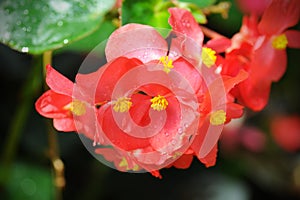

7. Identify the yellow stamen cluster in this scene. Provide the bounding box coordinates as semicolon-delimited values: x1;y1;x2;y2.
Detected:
119;157;139;171
159;56;174;73
210;110;226;125
272;34;288;50
113;97;132;112
65;100;86;116
202;47;216;68
150;95;168;111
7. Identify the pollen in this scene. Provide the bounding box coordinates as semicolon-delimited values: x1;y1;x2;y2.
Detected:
65;100;86;116
159;56;174;73
210;110;226;125
119;157;139;171
113;97;132;112
272;34;288;50
150;95;168;111
202;47;216;68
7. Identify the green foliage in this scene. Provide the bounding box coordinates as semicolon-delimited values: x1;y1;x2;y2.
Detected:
0;0;116;54
55;20;117;53
180;0;217;8
5;162;54;200
122;0;172;28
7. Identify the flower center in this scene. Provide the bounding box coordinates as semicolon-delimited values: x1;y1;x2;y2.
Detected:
113;97;132;112
65;100;86;116
272;34;288;50
119;157;139;171
210;110;226;125
159;56;174;73
150;95;168;111
202;47;216;68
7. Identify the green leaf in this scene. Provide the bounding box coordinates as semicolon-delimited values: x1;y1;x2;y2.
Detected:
179;0;216;8
55;20;117;53
0;0;116;54
5;162;54;200
122;0;171;28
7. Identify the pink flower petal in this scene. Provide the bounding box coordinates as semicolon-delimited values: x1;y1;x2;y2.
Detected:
206;38;232;53
237;0;271;15
286;30;300;48
258;0;300;35
53;118;76;132
105;23;168;63
168;8;204;45
45;65;73;96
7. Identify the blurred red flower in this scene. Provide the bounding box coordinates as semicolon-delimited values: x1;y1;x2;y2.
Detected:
271;115;300;152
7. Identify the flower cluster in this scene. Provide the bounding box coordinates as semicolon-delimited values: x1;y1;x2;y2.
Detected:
35;1;299;178
215;0;300;111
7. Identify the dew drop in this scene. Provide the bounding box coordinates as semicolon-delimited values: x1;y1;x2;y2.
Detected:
165;132;169;137
20;178;36;196
16;21;21;26
23;9;29;15
178;127;183;135
57;21;63;27
93;140;96;146
184;123;189;128
171;139;176;145
21;47;29;53
215;66;222;74
63;39;69;44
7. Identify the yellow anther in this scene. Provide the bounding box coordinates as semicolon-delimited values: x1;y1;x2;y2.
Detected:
159;56;174;73
65;100;86;116
150;95;168;111
172;151;182;159
119;157;139;171
119;157;128;168
113;97;132;112
202;47;216;68
210;110;226;125
272;34;288;50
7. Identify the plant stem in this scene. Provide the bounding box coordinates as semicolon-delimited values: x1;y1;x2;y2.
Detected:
200;25;226;39
0;55;43;186
42;51;65;200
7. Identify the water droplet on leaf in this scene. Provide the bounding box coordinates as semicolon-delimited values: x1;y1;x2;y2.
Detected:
21;47;29;53
23;9;29;15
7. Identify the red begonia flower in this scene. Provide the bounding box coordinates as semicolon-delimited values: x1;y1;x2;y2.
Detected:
35;7;248;178
221;0;300;111
271;115;300;152
237;0;271;15
35;65;75;132
36;65;98;139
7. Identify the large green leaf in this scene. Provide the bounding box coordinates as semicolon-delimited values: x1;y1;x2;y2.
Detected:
55;20;116;53
0;0;116;54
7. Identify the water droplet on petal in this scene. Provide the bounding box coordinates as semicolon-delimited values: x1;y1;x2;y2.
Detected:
165;132;169;137
171;139;176;145
178;127;183;135
63;39;69;44
21;47;29;53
